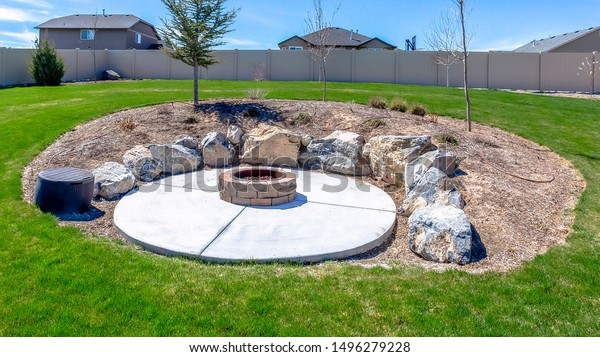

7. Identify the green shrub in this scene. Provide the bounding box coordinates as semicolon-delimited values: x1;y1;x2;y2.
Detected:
295;112;312;124
246;88;268;100
435;132;460;146
29;41;65;86
390;97;408;112
410;104;427;117
367;118;386;129
368;96;388;109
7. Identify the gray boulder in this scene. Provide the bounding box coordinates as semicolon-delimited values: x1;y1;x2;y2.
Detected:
240;124;302;167
408;206;473;265
298;131;371;175
404;150;459;193
123;145;163;182
174;136;199;151
92;162;136;200
102;69;120;80
147;144;202;175
201;132;237;167
227;125;244;145
363;135;432;185
399;167;463;217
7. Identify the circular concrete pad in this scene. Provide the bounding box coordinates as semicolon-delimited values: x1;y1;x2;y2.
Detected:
114;169;397;263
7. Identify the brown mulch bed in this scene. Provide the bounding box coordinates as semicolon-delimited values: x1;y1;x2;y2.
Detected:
22;99;585;273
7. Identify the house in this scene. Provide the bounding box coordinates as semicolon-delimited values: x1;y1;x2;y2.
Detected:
35;14;161;50
278;27;396;51
514;26;600;53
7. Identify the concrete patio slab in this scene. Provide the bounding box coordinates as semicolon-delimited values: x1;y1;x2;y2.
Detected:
114;169;397;263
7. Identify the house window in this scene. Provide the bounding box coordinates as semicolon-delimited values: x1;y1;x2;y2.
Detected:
288;46;303;51
80;29;95;41
135;33;142;44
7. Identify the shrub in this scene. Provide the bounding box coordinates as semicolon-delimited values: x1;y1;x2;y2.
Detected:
29;40;65;86
367;118;386;129
246;88;268;100
295;112;312;124
410;104;427;117
368;96;388;109
435;133;460;146
119;117;136;131
184;116;198;124
390;97;408;112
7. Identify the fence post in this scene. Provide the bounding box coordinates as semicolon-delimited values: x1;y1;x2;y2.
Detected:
486;52;490;89
593;51;597;94
235;49;239;80
267;49;272;81
351;49;356;82
168;57;172;80
75;48;79;81
538;52;542;92
132;49;136;79
394;50;399;84
1;47;6;86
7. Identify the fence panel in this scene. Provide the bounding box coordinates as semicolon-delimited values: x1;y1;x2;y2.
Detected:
4;49;34;86
354;50;396;83
270;50;312;81
541;52;591;92
397;51;438;86
489;52;540;90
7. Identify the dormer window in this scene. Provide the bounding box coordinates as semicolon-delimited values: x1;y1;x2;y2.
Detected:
135;33;142;44
80;29;95;40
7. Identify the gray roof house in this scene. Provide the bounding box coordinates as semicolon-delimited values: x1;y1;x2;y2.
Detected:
36;14;161;50
278;27;396;51
514;26;600;53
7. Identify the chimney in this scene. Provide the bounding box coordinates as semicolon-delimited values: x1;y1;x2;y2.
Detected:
102;9;106;17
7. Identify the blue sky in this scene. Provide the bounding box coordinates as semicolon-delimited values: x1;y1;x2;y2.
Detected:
1;0;600;51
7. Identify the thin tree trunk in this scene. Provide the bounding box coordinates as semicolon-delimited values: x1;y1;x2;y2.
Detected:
458;1;471;132
446;66;450;87
193;60;199;107
322;59;327;101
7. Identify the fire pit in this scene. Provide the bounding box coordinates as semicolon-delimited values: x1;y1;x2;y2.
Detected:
218;167;297;206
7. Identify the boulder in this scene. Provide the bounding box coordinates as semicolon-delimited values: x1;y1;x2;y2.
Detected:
227;125;244;145
399;167;464;217
174;136;199;151
92;162;136;200
404;150;459;193
408;206;473;265
298;131;371;175
147;144;202;175
363;136;432;185
240;124;302;167
201;132;237;167
102;69;120;80
301;134;313;148
123;145;163;182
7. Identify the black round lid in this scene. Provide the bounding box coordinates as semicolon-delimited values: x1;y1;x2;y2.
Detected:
38;167;94;184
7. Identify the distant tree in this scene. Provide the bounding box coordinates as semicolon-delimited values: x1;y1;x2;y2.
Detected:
425;12;459;88
577;52;598;95
159;0;238;107
304;0;339;101
29;40;65;86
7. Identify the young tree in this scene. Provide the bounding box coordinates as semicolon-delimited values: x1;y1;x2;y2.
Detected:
29;40;65;86
159;0;238;107
425;12;459;88
577;52;598;96
452;0;472;132
304;0;339;101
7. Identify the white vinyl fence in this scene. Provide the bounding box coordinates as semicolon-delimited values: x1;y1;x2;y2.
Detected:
1;47;598;93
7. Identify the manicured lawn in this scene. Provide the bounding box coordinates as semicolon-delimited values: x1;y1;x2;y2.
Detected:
0;80;599;336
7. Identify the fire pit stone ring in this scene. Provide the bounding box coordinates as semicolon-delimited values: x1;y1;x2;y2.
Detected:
218;166;297;206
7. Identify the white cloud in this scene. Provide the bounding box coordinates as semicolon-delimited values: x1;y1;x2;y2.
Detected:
226;37;261;46
7;0;52;9
0;7;48;22
0;29;38;42
473;37;531;52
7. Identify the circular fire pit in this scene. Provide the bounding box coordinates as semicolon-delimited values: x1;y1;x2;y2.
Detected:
218;167;297;206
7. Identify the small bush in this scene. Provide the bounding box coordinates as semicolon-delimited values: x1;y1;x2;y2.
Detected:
295;112;312;124
367;118;386;129
368;96;388;109
119;117;136;131
244;107;260;118
29;40;65;86
246;88;268;100
184;116;198;124
390;97;408;112
435;133;460;146
410;104;428;117
428;113;440;123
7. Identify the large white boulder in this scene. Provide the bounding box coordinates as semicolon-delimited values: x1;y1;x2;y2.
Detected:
123;145;163;182
399;167;463;217
404;150;459;193
92;162;137;200
201;132;237;167
147;144;203;175
240;124;302;167
363;135;432;185
298;131;371;175
408;206;473;265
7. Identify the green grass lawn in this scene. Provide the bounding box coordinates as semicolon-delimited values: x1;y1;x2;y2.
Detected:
0;80;599;336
